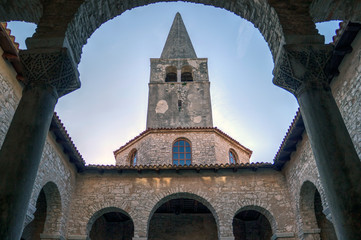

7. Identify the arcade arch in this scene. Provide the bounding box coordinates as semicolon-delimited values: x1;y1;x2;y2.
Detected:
86;207;134;240
147;192;220;239
299;181;337;240
21;182;62;240
233;205;276;239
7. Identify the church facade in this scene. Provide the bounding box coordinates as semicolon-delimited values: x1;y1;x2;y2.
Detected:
0;8;360;240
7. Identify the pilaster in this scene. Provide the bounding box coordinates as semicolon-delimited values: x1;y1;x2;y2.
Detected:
219;237;235;240
298;228;321;240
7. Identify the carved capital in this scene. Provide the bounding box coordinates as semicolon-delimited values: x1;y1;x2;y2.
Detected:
273;44;333;97
19;48;80;97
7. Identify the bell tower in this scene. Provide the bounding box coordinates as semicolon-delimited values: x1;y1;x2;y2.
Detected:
146;13;213;129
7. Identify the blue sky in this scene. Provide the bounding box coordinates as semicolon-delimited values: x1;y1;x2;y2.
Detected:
8;2;340;165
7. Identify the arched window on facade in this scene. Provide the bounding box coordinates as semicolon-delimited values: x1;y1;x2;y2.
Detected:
129;149;137;166
165;66;177;82
172;139;191;166
229;149;238;164
181;65;193;82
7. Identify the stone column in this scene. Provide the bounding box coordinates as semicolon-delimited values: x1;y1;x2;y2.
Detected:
0;48;80;240
273;44;361;240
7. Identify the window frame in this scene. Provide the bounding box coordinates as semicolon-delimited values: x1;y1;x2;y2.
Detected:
129;149;138;166
229;149;238;164
172;138;192;166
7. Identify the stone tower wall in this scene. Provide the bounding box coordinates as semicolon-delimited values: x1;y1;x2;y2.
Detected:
147;58;213;128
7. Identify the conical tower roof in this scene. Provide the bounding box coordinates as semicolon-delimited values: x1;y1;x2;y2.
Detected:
160;13;197;59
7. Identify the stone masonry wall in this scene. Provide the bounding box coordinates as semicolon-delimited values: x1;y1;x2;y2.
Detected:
330;32;361;159
214;133;250;164
0;47;78;239
67;169;296;239
115;131;217;166
115;130;251;166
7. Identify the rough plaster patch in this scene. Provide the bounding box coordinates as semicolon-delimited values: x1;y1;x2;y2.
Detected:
193;116;202;123
155;100;168;114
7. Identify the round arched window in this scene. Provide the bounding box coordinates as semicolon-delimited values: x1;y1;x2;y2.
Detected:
165;66;177;82
129;150;137;166
229;150;238;164
172;139;191;166
181;65;193;82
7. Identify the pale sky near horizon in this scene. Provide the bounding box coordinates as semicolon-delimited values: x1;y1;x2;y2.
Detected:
7;2;340;165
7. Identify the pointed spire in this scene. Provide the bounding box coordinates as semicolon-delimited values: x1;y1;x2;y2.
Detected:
161;13;197;59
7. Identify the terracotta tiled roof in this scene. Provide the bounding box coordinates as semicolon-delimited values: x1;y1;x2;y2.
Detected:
113;127;252;157
50;113;86;171
0;23;19;50
0;22;24;81
273;110;304;169
326;21;361;81
85;162;274;173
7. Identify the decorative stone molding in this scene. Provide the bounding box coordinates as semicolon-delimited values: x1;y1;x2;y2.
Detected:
322;207;333;222
271;232;295;240
40;233;66;240
273;44;333;97
298;228;321;239
23;203;36;227
19;48;80;97
67;235;87;240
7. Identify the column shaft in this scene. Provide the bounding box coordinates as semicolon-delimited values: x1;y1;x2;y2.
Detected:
297;85;361;239
0;84;58;240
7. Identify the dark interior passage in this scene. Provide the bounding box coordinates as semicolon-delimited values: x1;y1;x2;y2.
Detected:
148;198;218;240
314;191;337;240
21;189;47;240
89;211;134;240
233;210;272;240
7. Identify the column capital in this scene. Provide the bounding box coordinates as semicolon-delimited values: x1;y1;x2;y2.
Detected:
273;44;333;97
19;48;80;98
